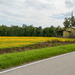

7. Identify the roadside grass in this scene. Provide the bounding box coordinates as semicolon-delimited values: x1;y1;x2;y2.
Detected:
0;44;75;70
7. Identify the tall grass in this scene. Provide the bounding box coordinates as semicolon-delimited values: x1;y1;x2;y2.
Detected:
0;44;75;70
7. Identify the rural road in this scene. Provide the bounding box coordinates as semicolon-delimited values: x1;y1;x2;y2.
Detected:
0;52;75;75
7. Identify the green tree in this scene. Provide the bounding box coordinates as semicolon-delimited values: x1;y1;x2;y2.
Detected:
49;25;56;37
0;25;8;36
63;12;75;28
63;18;70;28
35;26;42;36
43;27;50;37
70;15;75;26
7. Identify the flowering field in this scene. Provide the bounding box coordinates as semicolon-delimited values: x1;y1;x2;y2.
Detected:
0;37;75;49
0;37;75;70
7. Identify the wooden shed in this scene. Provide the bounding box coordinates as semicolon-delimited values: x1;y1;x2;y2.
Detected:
63;27;75;38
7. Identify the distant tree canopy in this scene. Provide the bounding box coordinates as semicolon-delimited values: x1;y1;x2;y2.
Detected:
63;13;75;28
0;24;62;37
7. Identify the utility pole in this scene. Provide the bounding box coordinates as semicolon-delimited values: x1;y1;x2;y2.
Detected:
70;11;73;37
71;11;73;17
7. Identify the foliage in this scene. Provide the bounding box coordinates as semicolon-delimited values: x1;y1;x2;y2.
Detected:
0;25;62;37
63;14;75;28
63;18;70;28
0;44;75;70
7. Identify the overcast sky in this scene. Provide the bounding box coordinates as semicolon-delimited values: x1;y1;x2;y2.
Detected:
0;0;75;28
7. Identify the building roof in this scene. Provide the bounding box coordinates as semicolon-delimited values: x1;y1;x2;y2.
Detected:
72;27;75;29
57;26;75;33
67;26;75;29
65;30;71;33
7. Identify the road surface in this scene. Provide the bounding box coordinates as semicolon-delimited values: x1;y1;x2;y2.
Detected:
0;52;75;75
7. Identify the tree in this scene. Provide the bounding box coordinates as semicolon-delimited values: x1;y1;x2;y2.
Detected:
70;15;75;26
9;25;19;36
43;27;50;37
63;18;70;28
55;26;63;37
63;12;75;28
49;25;56;37
42;25;56;37
0;25;8;36
56;25;61;31
35;26;42;36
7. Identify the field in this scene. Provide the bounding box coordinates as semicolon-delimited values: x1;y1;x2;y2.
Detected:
0;37;75;49
0;37;75;70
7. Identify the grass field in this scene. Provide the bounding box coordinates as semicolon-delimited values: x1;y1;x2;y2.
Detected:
0;37;75;49
0;37;75;70
0;44;75;70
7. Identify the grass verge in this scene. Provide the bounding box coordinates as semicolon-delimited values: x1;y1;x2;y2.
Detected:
0;44;75;70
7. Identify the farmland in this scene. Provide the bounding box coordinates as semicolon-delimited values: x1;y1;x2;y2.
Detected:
0;37;75;49
0;37;75;70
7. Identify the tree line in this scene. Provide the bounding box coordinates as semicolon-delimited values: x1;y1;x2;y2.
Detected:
1;13;75;37
0;24;62;37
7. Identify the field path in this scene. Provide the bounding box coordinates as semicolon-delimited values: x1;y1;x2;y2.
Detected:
0;52;75;75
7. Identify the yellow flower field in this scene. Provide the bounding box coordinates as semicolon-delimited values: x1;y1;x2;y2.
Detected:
0;37;75;49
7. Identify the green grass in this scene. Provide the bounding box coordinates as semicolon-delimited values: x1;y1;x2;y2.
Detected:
0;44;75;70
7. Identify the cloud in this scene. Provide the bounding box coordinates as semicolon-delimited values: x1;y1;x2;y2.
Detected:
0;0;73;28
64;0;75;17
25;0;54;10
50;13;65;19
65;0;75;8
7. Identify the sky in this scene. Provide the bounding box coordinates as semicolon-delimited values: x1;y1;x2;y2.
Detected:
0;0;75;28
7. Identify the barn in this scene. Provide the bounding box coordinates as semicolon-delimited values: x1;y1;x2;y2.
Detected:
63;27;75;38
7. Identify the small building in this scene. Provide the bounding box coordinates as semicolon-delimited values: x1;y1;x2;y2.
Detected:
56;30;63;37
63;27;75;38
